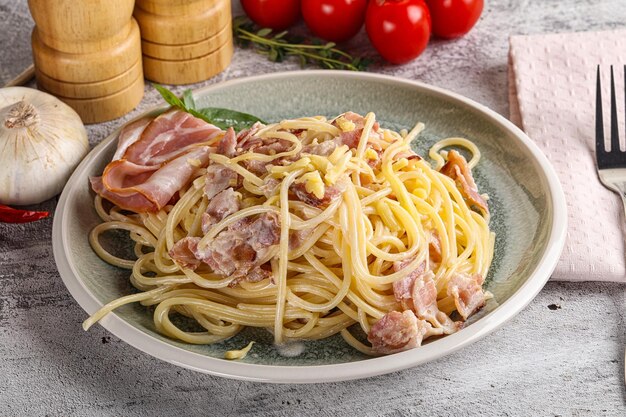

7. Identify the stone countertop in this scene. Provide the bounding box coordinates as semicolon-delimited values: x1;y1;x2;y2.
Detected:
0;0;625;415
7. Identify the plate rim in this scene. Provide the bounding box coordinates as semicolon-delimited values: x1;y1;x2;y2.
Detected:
52;70;568;383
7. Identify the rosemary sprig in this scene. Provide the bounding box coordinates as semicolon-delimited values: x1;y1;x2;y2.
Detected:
233;16;371;71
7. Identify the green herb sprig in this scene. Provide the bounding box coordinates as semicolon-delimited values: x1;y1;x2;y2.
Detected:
233;16;371;71
154;84;266;131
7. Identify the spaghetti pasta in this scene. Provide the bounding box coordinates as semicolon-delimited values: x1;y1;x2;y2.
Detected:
86;110;495;355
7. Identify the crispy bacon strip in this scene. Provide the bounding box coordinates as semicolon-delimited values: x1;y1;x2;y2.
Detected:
391;259;461;335
429;232;442;263
290;177;348;208
201;188;241;234
447;273;486;320
303;112;382;156
168;237;202;270
334;111;381;149
368;310;439;354
412;272;460;334
204;164;237;200
237;137;296;175
170;213;280;286
217;127;237;157
440;150;488;213
302;140;339;157
392;259;426;311
235;122;262;149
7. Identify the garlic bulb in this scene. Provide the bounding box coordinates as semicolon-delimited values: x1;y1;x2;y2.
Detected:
0;87;89;205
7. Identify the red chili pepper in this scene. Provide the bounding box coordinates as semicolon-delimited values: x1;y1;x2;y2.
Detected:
0;204;49;223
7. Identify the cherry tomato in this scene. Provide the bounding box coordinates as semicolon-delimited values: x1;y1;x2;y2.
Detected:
301;0;368;43
426;0;483;39
241;0;301;31
365;0;431;64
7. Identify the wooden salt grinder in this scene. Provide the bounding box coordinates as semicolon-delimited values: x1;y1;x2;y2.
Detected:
28;0;144;123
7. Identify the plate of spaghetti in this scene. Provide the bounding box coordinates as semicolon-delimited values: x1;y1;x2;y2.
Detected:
53;71;566;382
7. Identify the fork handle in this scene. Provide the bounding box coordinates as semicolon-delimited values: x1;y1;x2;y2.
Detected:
611;182;626;220
598;170;626;220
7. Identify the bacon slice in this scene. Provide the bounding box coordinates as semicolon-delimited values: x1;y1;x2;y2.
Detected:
124;109;222;166
243;159;269;176
334;111;381;148
302;112;382;157
240;137;293;155
92;110;226;213
289;228;314;251
98;160;159;196
447;273;485;320
368;311;420;354
238;137;295;175
246;266;273;283
429;232;442;263
168;237;202;270
391;259;460;334
259;177;280;198
412;272;460;334
302;139;339;157
440;150;488;214
201;188;241;234
290;181;346;208
217;127;236;157
193;213;280;285
235;122;262;149
90;176;158;212
204;164;237;199
392;259;426;311
112;117;152;161
96;146;212;212
368;310;437;354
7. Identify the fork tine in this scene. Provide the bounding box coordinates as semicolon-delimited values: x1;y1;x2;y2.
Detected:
596;65;606;156
610;65;621;152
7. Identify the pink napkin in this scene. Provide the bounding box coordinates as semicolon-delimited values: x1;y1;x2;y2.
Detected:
508;29;626;282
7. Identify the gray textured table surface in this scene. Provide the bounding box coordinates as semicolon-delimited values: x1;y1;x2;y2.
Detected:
1;0;625;416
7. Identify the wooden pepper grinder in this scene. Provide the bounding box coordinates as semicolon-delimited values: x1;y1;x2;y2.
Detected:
28;0;144;123
134;0;233;85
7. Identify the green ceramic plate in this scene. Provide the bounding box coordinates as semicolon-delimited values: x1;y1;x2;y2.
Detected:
53;71;567;383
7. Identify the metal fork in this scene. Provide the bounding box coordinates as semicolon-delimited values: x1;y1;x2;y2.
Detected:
595;66;626;384
595;65;626;217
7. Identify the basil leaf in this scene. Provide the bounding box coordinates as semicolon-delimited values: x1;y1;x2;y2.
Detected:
153;84;265;131
187;109;228;130
195;107;266;131
154;84;184;109
183;90;196;110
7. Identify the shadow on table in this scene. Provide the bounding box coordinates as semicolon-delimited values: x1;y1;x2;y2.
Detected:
18;294;446;415
18;280;626;416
